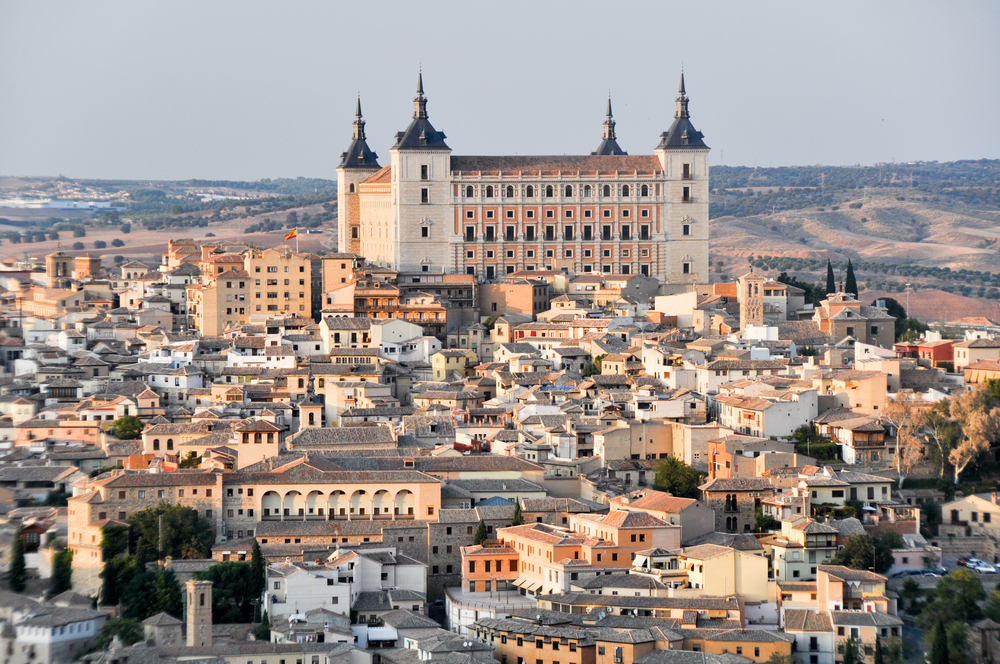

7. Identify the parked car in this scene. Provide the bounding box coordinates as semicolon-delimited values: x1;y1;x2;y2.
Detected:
971;562;997;574
920;570;942;577
958;557;970;566
968;558;987;568
892;571;911;578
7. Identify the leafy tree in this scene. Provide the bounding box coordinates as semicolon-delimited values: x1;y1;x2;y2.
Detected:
831;533;896;573
122;224;131;234
845;259;858;297
946;622;969;664
919;569;985;630
482;314;501;331
899;577;924;614
923;401;961;478
582;353;608;377
766;654;797;664
150;567;183;617
9;527;26;592
653;456;703;499
94;619;143;651
109;415;143;440
842;637;860;664
94;240;107;249
72;227;86;238
825;259;836;294
111;238;125;247
511;502;524;526
984;589;1000;622
474;520;488;545
195;562;255;623
874;635;884;664
255;609;271;641
179;452;201;468
51;548;74;594
754;508;778;533
128;503;213;565
72;241;84;250
882;391;923;487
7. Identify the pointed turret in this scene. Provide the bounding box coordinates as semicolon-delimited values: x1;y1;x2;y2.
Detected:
339;95;380;169
394;70;449;150
656;70;707;150
592;95;627;156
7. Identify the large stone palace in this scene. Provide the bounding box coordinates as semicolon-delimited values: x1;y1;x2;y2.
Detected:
337;73;709;283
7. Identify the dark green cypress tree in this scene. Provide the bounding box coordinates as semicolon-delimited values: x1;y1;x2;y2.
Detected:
249;540;266;621
826;259;836;294
9;527;26;592
842;637;859;664
930;619;950;664
511;502;524;526
474;520;488;545
845;259;859;297
51;548;74;594
874;635;884;664
255;609;271;641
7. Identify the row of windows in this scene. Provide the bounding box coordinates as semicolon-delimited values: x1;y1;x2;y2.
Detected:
465;208;651;221
463;184;654;198
467;263;662;278
468;247;653;260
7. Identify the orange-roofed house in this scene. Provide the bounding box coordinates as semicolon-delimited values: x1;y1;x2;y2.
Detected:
607;488;715;543
495;509;677;596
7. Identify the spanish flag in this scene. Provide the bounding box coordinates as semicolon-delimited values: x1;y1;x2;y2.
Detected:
284;228;297;241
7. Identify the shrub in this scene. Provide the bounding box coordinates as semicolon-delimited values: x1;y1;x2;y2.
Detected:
111;238;125;247
94;240;107;249
72;242;84;250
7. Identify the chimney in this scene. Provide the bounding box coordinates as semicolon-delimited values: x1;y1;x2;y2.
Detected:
992;492;997;506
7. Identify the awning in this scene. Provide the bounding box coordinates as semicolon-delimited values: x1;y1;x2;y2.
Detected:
524;581;541;592
512;578;530;589
366;626;398;641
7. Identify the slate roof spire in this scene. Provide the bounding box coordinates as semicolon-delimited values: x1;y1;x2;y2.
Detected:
414;70;428;120
592;94;627;156
656;70;708;150
338;94;380;170
675;72;689;119
393;69;449;150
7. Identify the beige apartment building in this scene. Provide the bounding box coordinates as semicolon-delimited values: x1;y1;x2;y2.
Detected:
337;74;709;280
245;247;313;318
187;269;250;336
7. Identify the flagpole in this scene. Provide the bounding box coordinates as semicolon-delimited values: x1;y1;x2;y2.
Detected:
296;229;299;254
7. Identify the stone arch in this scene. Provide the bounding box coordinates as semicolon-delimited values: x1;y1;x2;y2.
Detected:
283;490;302;517
262;491;281;517
350;489;368;516
306;490;324;517
394;490;415;517
328;490;347;518
372;489;391;517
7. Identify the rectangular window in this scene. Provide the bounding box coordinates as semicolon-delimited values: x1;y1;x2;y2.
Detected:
421;188;429;203
420;164;428;180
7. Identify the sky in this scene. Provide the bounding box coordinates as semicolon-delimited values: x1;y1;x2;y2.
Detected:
1;1;998;181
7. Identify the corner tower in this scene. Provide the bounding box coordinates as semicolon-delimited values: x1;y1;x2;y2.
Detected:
654;72;710;285
336;96;380;254
384;72;453;273
738;269;766;330
185;578;213;647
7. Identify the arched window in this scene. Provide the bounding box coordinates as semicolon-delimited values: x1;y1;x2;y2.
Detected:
622;185;630;197
349;183;355;193
308;412;315;425
603;185;611;197
166;439;174;451
506;185;514;198
565;185;572;197
153;439;160;451
641;184;648;197
466;186;474;198
584;185;592;197
526;185;535;198
486;185;494;198
545;185;554;198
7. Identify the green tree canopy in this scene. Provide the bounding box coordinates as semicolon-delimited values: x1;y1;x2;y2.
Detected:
653;457;703;499
195;562;255;623
255;610;271;641
128;503;213;565
94;619;144;651
830;533;897;573
825;259;836;294
109;416;144;440
919;570;985;630
51;548;74;594
249;540;266;620
929;620;949;664
9;527;26;592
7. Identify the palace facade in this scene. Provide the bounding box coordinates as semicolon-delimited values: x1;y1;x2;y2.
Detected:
337;73;709;283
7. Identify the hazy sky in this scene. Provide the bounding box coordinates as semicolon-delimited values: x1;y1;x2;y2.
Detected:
1;1;998;181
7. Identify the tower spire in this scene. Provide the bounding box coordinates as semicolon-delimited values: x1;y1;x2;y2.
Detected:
603;94;617;141
413;69;428;119
675;70;689;119
352;94;366;141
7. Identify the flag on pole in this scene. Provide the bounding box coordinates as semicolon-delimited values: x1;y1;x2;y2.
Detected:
284;228;298;241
